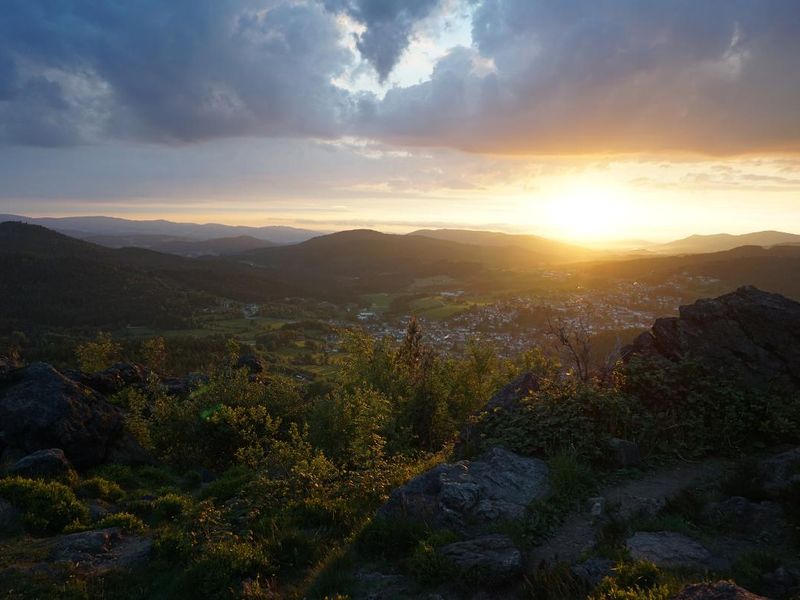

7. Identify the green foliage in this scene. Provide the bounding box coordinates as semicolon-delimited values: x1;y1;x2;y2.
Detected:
96;511;146;532
623;356;800;457
0;476;88;535
406;540;455;586
199;466;255;503
153;493;193;522
523;562;588;600
75;332;121;372
309;385;390;467
475;379;639;461
591;561;673;600
75;477;124;502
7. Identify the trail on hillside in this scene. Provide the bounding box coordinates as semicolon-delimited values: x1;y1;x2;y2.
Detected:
528;459;732;565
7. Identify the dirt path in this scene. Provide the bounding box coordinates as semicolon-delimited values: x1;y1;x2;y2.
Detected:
528;459;732;565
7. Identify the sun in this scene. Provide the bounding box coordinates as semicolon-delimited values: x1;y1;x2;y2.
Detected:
542;182;632;243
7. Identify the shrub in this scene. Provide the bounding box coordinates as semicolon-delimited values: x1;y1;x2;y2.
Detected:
0;476;88;535
406;540;455;586
96;511;145;532
355;517;430;561
76;477;124;502
200;466;254;503
153;493;193;522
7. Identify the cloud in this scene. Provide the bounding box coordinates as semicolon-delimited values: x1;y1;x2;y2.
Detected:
323;0;443;81
358;0;800;155
2;0;799;156
0;0;354;146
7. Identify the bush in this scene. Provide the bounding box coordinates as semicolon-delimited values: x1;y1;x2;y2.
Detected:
200;466;254;503
0;476;88;535
96;511;146;532
76;477;124;502
153;493;193;522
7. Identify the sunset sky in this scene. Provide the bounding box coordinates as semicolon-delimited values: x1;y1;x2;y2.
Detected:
1;0;799;242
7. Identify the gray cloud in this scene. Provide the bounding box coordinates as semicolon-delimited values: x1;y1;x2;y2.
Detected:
323;0;443;81
358;0;800;155
0;0;353;146
2;0;800;155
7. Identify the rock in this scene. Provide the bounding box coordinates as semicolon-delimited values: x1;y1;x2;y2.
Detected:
608;438;640;468
704;496;785;537
65;363;149;396
759;447;800;495
456;372;539;454
88;500;112;522
438;535;522;584
586;497;606;519
672;582;767;600
378;447;550;534
761;566;800;599
0;362;146;469
0;499;22;536
623;287;800;393
9;448;74;480
571;557;614;587
625;532;728;570
161;372;209;396
50;527;152;572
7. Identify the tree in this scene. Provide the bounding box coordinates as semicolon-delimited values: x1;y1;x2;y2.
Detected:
76;332;121;372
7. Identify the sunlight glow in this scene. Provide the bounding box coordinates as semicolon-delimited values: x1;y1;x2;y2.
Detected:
541;181;634;243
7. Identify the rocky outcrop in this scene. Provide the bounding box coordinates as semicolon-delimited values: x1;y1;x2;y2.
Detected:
672;582;767;600
623;286;800;391
50;527;152;573
64;363;150;396
9;448;74;480
759;447;800;495
625;531;728;570
377;447;549;534
0;363;146;469
438;535;522;584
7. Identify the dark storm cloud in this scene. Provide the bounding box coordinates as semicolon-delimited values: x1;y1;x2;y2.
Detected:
0;0;353;146
323;0;443;81
359;0;800;155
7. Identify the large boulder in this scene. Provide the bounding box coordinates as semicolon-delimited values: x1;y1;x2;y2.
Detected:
50;527;152;573
625;532;728;570
0;363;146;469
623;286;800;392
9;448;74;480
378;447;549;534
672;582;767;600
437;534;522;584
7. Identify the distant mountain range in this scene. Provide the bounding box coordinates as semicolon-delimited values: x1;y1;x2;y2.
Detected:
408;228;598;262
2;221;800;331
652;231;800;255
0;214;322;245
84;234;275;257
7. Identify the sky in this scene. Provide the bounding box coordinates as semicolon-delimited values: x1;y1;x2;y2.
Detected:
1;0;799;243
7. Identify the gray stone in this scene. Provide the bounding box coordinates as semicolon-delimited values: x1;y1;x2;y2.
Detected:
571;557;614;587
704;496;785;537
623;286;800;393
10;448;74;480
378;447;550;534
0;363;147;468
609;438;640;468
625;531;728;570
51;527;152;572
586;496;606;519
438;535;522;583
760;447;800;495
672;581;767;600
